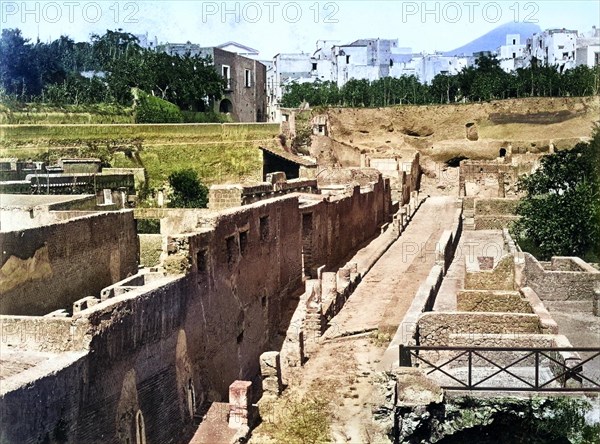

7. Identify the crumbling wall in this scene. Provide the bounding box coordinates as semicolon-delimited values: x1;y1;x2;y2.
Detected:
456;290;533;313
464;254;515;291
366;153;421;205
0;174;394;443
0;211;139;315
473;197;520;230
459;159;518;198
417;312;542;346
208;177;318;211
301;175;391;277
522;253;600;301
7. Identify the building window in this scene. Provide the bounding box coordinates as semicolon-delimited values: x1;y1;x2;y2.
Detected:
226;235;237;264
389;59;393;67
312;62;317;70
595;52;600;66
346;55;350;64
222;65;231;89
512;52;516;58
512;39;516;45
197;250;207;273
239;230;249;255
260;216;270;240
244;69;252;87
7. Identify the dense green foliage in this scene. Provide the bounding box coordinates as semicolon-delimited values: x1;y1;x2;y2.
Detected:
135;90;183;123
440;397;600;444
281;57;600;108
167;169;209;208
0;28;225;110
512;127;600;261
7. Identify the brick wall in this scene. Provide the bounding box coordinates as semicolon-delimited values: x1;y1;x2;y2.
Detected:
301;175;391;277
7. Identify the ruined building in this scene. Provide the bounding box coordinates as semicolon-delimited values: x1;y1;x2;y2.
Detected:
0;158;422;442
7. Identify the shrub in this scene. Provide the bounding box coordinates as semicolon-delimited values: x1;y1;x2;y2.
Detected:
167;168;208;208
135;90;183;123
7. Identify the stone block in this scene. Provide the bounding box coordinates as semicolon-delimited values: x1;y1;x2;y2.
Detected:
262;376;282;395
228;380;253;429
260;351;281;378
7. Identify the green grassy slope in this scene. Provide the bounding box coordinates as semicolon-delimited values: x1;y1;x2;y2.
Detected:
0;123;280;188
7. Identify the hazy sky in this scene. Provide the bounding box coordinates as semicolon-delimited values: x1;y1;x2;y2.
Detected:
2;1;599;59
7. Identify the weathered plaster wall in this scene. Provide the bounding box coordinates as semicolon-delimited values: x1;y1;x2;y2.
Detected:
0;211;139;315
522;253;600;301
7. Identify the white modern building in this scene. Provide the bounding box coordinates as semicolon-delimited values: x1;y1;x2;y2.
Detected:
526;29;578;72
498;34;527;72
575;27;600;68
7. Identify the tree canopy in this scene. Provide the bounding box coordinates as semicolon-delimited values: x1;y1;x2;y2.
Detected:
0;28;225;110
512;127;600;261
280;56;600;108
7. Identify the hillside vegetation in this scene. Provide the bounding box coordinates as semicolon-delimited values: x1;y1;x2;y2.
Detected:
0;123;280;188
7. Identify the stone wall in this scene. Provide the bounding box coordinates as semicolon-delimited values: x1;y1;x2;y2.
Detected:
459;159;519;198
300;175;391;277
0;211;139;315
417;312;542;346
522;253;600;301
456;290;533;313
366;153;421;205
0;176;393;443
464;254;515;291
208;177;317;211
473;197;520;230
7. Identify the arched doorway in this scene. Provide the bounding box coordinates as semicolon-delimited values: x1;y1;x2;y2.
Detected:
219;99;233;114
499;148;507;157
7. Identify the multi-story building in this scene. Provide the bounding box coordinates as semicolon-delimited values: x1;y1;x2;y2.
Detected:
526;29;578;72
497;34;527;72
157;43;267;122
575;27;600;68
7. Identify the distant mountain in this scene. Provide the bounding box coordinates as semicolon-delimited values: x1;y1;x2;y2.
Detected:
443;22;542;56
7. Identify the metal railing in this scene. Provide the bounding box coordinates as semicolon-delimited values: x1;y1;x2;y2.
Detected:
399;345;600;392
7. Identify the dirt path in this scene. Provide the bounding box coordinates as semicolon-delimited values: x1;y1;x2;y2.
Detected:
252;196;458;443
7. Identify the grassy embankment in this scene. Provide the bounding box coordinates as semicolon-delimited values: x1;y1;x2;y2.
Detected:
0;123;281;188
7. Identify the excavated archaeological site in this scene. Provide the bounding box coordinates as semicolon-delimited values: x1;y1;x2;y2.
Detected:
1;97;599;443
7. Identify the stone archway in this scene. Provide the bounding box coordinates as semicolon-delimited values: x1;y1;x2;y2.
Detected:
219;99;233;114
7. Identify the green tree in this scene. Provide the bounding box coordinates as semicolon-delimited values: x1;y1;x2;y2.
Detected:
0;29;41;98
512;127;600;260
167;169;208;208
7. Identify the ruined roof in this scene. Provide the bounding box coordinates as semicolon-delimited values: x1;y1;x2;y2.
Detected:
259;146;317;167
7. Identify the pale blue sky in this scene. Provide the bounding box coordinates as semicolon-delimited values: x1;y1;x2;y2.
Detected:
2;1;599;58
